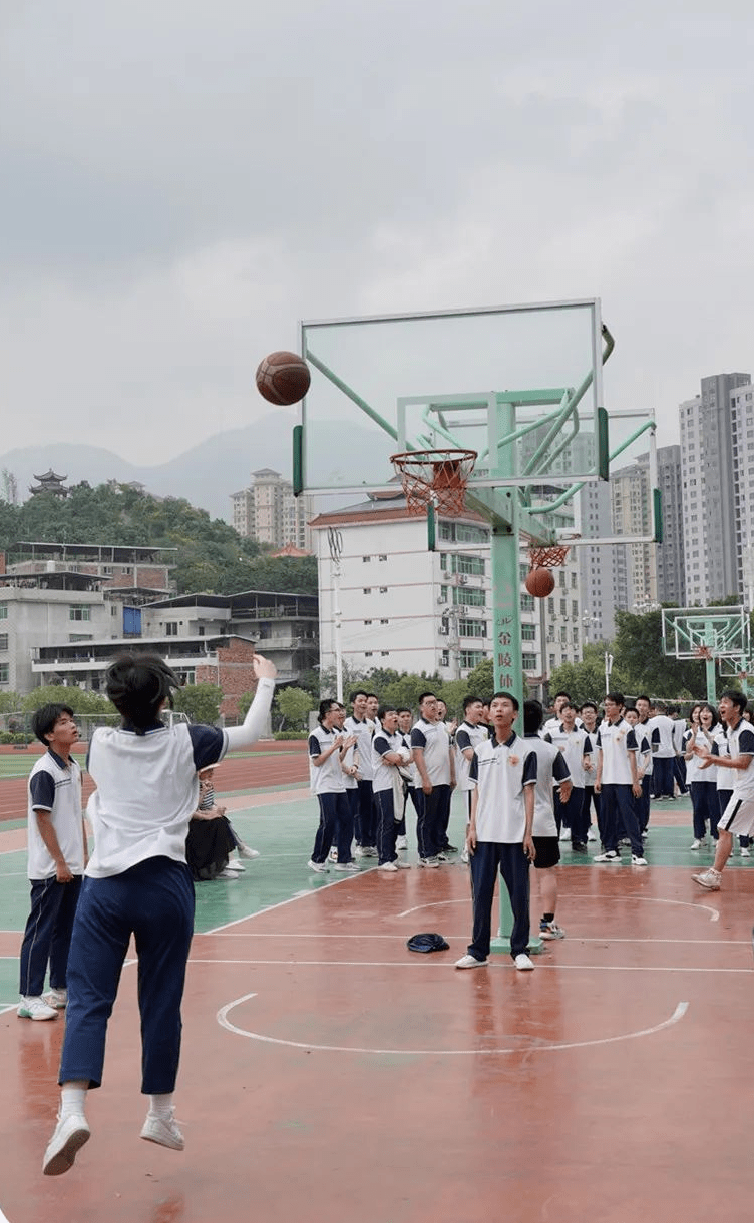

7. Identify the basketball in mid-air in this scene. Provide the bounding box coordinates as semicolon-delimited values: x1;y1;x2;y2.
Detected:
255;352;311;406
524;566;555;598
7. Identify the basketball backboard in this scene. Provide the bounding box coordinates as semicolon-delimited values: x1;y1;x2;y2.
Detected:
295;299;612;495
661;607;750;660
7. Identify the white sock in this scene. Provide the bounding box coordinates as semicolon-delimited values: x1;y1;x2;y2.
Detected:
148;1092;174;1119
60;1082;88;1118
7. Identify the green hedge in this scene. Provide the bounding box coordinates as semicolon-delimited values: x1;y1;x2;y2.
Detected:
273;731;309;741
0;733;33;745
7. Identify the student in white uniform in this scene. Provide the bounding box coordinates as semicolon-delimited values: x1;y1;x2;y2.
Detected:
43;651;276;1177
522;700;572;940
455;691;538;972
693;691;754;890
18;704;86;1022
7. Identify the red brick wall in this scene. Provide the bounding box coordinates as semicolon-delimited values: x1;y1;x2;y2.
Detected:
197;637;258;719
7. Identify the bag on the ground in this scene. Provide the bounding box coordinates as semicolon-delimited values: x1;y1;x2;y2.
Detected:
407;932;450;953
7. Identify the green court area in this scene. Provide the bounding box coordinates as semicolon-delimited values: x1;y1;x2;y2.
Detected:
2;788;751;1013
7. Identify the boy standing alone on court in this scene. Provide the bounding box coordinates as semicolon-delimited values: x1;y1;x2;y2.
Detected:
18;704;86;1021
455;691;538;972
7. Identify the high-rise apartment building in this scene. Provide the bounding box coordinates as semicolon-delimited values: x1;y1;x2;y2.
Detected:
679;373;750;605
231;468;314;551
656;445;685;604
610;455;657;611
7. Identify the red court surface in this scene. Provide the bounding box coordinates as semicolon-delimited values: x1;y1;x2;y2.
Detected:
2;856;754;1223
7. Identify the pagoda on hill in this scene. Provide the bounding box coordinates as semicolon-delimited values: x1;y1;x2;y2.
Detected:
29;469;69;498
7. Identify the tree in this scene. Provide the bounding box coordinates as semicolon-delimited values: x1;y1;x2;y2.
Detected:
612;610;707;698
172;683;224;724
463;657;494;703
21;686;114;715
275;686;315;730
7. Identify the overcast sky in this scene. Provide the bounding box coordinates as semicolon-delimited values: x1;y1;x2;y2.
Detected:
2;0;753;468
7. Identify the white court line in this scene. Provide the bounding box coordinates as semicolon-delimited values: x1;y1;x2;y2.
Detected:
397;893;721;922
192;957;754;974
202;869;374;935
204;931;754;946
217;990;689;1055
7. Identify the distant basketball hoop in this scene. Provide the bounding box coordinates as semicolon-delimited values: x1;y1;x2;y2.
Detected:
390;448;477;516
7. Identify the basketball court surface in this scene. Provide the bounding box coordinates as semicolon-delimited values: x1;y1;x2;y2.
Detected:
1;748;754;1223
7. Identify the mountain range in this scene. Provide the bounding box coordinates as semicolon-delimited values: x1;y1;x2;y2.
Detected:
0;412;296;523
0;412;391;523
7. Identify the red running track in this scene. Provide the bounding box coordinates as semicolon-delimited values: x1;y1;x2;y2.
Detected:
0;741;310;824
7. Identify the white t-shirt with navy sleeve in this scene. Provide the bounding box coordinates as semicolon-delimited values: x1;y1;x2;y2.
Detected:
371;728;404;793
85;721;225;878
309;724;346;796
27;749;85;880
454;721;489;792
410;719;451;786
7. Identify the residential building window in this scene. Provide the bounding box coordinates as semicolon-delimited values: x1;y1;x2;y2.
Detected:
0;606;7;620
362;556;371;562
521;594;535;612
522;653;537;671
364;619;372;625
0;664;8;683
379;586;388;593
363;587;372;594
381;650;389;656
365;650;373;657
380;618;389;624
459;619;486;638
521;624;536;641
378;554;388;561
452;586;485;607
0;634;7;650
459;649;485;669
69;605;91;622
165;623;178;636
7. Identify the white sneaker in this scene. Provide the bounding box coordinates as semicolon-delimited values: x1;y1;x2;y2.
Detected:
43;1113;90;1176
455;954;486;969
18;995;58;1021
395;835;408;851
43;988;68;1009
587;827;597;841
328;847;338;862
394;858;411;869
140;1109;184;1151
307;859;330;873
631;854;648;866
593;851;620;863
558;827;570;841
333;861;360;872
217;867;241;878
377;861;399;872
742;847;751;858
693;868;722;890
460;846;469;863
225;860;245;872
418;856;441;868
237;843;260;859
514;954;534;971
690;839;703;850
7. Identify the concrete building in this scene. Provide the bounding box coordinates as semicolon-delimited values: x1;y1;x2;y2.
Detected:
310;492;582;688
610;455;657;611
231;468;315;551
680;373;750;605
656;445;685;604
578;480;619;643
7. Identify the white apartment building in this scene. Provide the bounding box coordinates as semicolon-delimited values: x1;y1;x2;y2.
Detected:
310;493;582;686
680;373;750;605
231;468;314;551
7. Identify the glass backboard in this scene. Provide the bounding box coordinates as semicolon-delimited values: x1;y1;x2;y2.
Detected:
296;299;607;494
